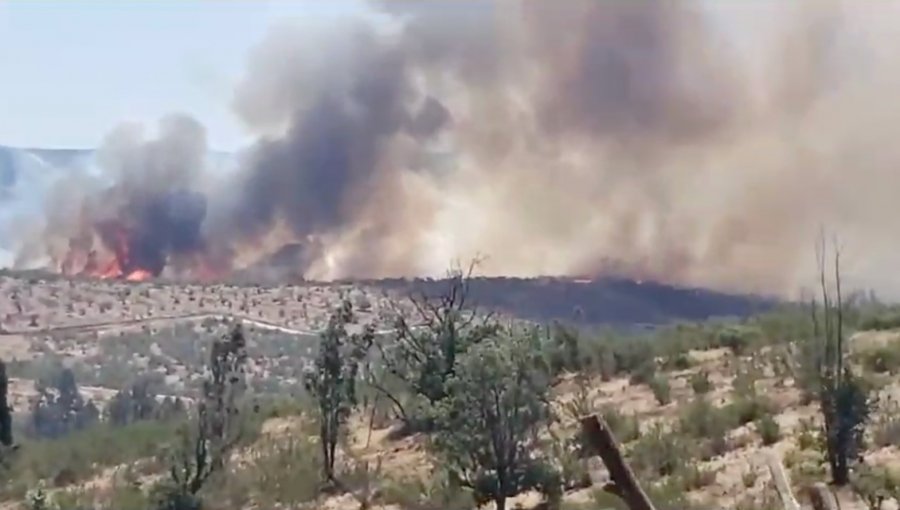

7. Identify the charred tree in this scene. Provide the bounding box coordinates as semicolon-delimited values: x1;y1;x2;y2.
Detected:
809;236;871;486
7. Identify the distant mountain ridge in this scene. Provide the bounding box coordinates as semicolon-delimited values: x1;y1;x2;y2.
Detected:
359;276;777;328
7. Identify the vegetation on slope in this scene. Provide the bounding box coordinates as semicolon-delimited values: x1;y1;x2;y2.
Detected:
1;263;900;509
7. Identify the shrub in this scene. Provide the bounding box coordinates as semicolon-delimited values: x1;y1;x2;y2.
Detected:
679;398;730;439
857;341;900;374
649;376;672;406
662;352;693;371
755;414;781;445
678;463;717;491
4;420;176;496
612;337;657;377
380;470;475;510
629;359;657;386
600;407;641;444
796;419;820;451
224;436;320;507
629;424;689;478
723;393;775;427
678;398;732;459
741;469;759;488
732;363;763;399
872;397;900;448
858;311;900;331
851;464;900;510
590;479;701;510
689;371;712;395
717;325;760;355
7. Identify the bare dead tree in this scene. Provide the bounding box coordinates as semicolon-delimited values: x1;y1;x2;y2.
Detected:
810;233;871;486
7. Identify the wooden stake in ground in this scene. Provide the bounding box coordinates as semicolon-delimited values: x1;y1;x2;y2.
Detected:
808;483;840;510
766;452;801;510
580;414;657;510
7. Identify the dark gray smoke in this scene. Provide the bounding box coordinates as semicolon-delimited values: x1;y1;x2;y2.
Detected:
23;1;900;297
41;115;213;276
229;25;412;241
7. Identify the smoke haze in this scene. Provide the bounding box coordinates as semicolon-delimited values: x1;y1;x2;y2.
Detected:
17;1;900;297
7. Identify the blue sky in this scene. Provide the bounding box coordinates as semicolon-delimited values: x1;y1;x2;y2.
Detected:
0;1;368;150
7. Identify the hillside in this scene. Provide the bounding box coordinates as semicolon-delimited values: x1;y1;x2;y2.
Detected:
0;272;897;510
366;276;776;327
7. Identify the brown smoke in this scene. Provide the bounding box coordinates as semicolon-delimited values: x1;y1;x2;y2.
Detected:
22;1;900;297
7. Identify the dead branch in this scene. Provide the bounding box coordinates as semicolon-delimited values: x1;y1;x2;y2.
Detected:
580;414;656;510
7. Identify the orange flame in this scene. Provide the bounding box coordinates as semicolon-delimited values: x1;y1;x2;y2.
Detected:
124;269;154;282
58;220;228;283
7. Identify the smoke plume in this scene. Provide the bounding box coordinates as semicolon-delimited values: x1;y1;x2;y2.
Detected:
22;1;900;297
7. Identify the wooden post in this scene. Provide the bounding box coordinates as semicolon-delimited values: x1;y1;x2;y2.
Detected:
580;414;657;510
808;482;839;510
766;452;801;510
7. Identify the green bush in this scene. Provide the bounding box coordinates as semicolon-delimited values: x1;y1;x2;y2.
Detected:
629;359;657;386
755;414;781;445
858;311;900;331
796;418;820;451
716;325;761;355
679;398;730;439
3;420;176;498
223;435;320;507
678;463;717;490
649;376;672;405
857;341;900;374
677;397;733;460
872;398;900;448
589;476;703;510
689;371;712;395
600;407;640;444
851;465;900;510
724;394;775;427
629;424;689;478
662;352;693;371
379;474;475;510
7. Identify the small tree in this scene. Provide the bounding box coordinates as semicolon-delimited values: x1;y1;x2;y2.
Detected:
107;378;159;427
305;300;374;485
374;262;499;429
160;323;248;506
431;330;558;510
29;367;98;439
809;237;872;486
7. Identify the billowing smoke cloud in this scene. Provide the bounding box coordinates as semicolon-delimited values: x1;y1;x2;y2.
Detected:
43;115;214;277
21;1;900;297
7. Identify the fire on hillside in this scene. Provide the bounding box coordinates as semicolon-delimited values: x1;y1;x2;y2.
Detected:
58;218;224;283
